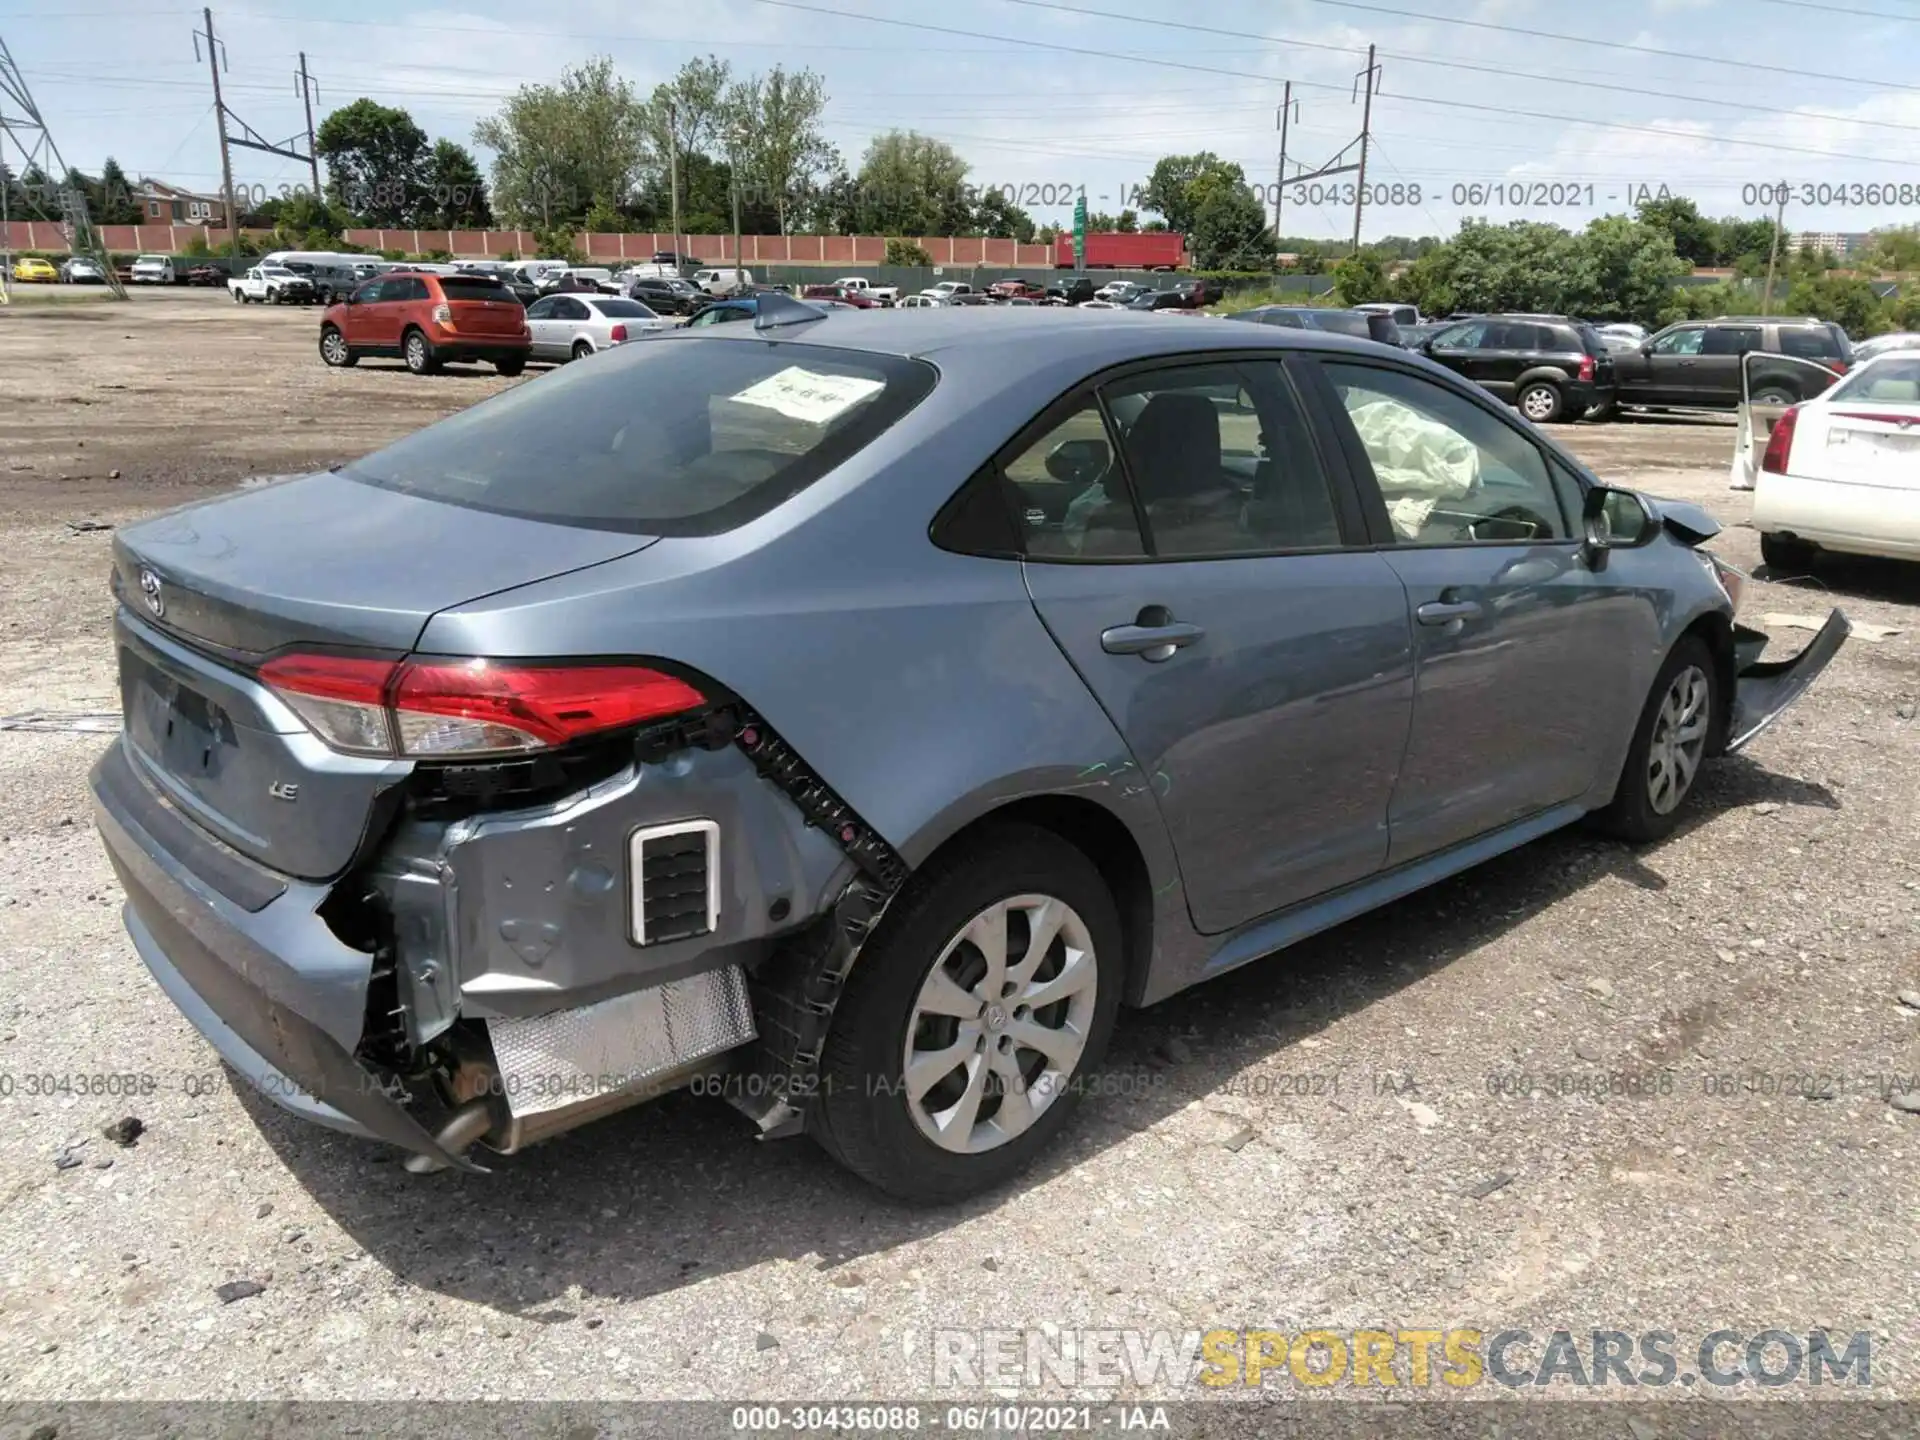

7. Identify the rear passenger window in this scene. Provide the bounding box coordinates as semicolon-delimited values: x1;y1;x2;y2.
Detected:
1004;401;1143;559
1099;361;1342;557
1324;362;1571;545
1704;326;1763;356
1780;327;1842;359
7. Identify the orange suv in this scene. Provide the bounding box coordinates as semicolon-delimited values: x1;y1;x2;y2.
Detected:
319;270;530;376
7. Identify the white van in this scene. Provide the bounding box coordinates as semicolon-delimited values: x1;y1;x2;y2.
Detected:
130;254;175;285
508;259;571;289
693;266;752;296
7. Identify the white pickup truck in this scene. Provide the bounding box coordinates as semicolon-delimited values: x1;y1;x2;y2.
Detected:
228;264;315;305
833;276;898;307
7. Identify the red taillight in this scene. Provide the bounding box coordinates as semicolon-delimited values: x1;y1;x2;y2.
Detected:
1577;354;1595;383
1829;359;1849;375
260;654;705;758
1761;403;1800;475
431;302;452;327
609;323;628;342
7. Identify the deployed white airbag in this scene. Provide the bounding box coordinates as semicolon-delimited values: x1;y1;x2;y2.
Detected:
1348;397;1481;538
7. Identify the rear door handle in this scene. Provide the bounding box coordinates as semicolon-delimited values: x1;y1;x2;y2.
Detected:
1416;599;1483;626
1101;621;1204;661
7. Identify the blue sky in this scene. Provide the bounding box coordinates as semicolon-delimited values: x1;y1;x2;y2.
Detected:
7;0;1920;241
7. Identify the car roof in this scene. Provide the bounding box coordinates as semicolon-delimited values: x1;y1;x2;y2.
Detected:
681;305;1392;369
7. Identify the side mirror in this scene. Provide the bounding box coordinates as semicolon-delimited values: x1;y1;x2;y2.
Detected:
1640;339;1656;355
1583;485;1657;559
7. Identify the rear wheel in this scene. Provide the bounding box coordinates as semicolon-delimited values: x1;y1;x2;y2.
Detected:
571;339;594;361
1585;396;1618;422
494;354;526;377
318;325;355;368
1518;381;1566;424
230;288;244;304
403;328;438;375
812;825;1122;1204
1760;532;1817;572
1592;636;1717;843
1751;385;1797;407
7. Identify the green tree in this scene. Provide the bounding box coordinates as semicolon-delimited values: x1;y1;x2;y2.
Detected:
1785;273;1886;336
316;98;429;225
420;140;492;228
1636;195;1721;267
1115;208;1138;233
1568;215;1689;324
970;187;1034;241
475;57;648;229
644;56;731;229
96;157;141;224
740;65;835;234
1331;248;1389;305
854;130;971;235
1862;225;1920;272
1190;178;1273;271
583;195;628;233
885;238;933;266
1139;151;1226;235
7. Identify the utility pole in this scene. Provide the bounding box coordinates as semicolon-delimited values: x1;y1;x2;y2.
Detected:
198;10;316;256
200;8;237;254
1274;80;1295;242
666;98;682;262
297;52;321;200
1351;44;1380;255
1760;183;1788;317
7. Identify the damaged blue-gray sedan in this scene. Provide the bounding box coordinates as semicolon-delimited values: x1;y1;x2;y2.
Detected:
92;301;1847;1202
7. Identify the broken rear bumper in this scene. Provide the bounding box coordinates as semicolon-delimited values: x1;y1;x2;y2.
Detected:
90;739;480;1170
1729;608;1851;752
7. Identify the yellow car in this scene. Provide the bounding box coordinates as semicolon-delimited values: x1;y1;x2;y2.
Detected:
11;257;57;283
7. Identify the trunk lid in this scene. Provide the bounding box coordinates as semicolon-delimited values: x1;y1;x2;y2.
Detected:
111;472;656;880
1798;404;1920;486
446;297;526;339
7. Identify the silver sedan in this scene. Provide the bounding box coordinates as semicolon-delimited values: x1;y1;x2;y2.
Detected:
524;294;672;362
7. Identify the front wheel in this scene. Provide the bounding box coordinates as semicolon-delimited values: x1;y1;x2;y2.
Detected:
812;825;1123;1204
1751;386;1797;407
1591;636;1717;843
1586;397;1618;422
1518;381;1567;424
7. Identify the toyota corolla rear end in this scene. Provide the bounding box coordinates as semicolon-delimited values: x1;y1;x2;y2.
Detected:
92;327;937;1171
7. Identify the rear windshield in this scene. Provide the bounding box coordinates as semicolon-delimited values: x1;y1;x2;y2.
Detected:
439;276;515;300
345;339;937;535
1303;310;1372;337
592;298;657;318
1829;356;1920;402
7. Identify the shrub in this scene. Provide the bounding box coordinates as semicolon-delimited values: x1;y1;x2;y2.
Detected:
884;238;933;267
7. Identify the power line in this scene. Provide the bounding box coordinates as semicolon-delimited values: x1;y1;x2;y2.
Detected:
735;0;1920;170
991;0;1920;136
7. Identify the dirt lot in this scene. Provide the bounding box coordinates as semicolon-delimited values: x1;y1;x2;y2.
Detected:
2;289;1917;1414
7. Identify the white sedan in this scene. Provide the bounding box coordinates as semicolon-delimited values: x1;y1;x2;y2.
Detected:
523;294;671;362
1752;352;1920;567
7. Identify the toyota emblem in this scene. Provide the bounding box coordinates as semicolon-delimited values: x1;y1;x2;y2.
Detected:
137;567;165;619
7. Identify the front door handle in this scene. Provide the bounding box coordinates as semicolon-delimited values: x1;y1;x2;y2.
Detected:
1416;599;1483;626
1101;620;1204;661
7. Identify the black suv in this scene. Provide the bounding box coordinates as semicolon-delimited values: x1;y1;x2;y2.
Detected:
626;275;704;314
1416;313;1614;423
1609;317;1850;411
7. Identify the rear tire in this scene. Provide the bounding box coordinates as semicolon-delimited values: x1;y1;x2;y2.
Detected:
1760;532;1817;572
494;354;526;377
1751;386;1797;407
1591;635;1717;844
403;328;438;375
812;824;1123;1204
570;339;594;362
1585;397;1618;422
1518;381;1566;424
230;289;243;304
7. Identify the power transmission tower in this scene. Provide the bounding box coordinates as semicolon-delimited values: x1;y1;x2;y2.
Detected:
1351;44;1381;253
196;8;318;253
1272;45;1380;261
0;32;128;298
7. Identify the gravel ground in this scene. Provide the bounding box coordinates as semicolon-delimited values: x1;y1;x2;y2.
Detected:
1;290;1917;1414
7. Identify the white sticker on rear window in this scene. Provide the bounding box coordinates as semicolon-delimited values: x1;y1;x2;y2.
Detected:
729;366;884;424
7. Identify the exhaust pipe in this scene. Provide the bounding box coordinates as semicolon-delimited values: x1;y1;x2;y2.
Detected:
402;1098;495;1174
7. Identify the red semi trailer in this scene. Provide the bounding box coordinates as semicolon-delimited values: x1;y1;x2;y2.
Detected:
1052;231;1187;270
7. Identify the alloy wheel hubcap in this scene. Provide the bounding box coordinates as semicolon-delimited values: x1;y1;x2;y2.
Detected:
1648;664;1710;815
903;894;1097;1155
1524;389;1554;419
323;334;344;362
